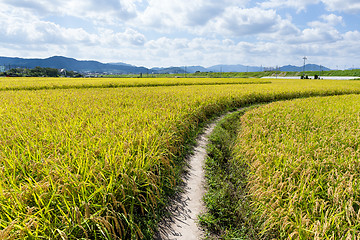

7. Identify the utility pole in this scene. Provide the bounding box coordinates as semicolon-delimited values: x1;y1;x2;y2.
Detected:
302;56;307;77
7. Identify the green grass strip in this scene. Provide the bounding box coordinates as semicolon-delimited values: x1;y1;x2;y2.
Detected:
200;106;264;240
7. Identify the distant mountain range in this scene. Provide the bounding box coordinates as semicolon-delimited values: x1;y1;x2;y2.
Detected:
0;56;149;74
149;64;331;73
0;56;331;74
279;64;331;72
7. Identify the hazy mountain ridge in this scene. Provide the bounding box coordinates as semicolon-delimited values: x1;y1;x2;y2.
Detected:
0;56;331;74
0;56;149;74
280;64;331;72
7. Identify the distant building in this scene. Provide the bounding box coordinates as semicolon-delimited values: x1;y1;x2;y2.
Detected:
60;69;67;75
0;66;5;72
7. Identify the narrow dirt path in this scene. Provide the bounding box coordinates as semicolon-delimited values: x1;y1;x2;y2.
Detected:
156;120;219;240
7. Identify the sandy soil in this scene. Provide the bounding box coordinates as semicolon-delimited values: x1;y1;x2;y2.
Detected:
156;121;218;240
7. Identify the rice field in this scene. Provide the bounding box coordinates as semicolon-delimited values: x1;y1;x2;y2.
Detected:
0;77;360;239
0;77;270;91
235;94;360;239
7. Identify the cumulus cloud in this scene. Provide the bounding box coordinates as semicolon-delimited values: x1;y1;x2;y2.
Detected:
2;0;140;24
210;7;279;36
0;0;359;69
335;31;360;57
0;12;149;64
135;1;300;39
260;0;360;13
0;11;96;45
74;32;360;68
320;14;344;26
136;0;249;32
99;28;146;46
186;4;225;26
284;14;343;44
297;28;342;43
259;0;320;11
322;0;360;13
142;37;241;66
204;7;299;38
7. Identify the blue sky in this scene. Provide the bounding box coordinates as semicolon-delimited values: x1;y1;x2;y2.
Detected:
0;0;359;69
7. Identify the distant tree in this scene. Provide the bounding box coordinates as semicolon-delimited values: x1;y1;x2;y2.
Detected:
7;68;22;77
66;70;83;77
44;68;59;77
29;66;44;77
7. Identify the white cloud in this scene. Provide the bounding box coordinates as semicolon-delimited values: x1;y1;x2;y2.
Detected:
320;14;344;26
2;0;140;25
193;7;299;38
0;0;359;70
209;7;280;36
96;28;146;47
0;11;96;45
135;0;249;32
298;28;342;43
336;31;360;56
135;2;299;38
0;1;148;48
322;0;360;13
248;13;343;47
186;4;226;26
343;30;360;41
259;0;320;12
260;0;360;14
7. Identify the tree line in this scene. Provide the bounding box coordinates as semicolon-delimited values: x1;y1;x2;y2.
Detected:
0;66;83;77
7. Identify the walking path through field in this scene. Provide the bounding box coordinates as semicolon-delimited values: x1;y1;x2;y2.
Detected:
156;120;220;240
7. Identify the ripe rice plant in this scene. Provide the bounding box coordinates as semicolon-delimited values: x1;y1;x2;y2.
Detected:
0;79;360;238
235;94;360;239
0;77;270;91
